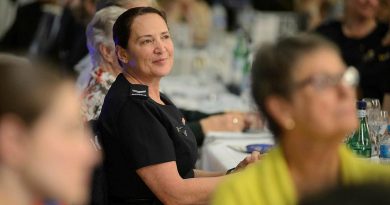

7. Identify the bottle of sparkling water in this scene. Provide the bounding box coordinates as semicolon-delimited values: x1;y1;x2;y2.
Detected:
379;125;390;161
347;101;371;158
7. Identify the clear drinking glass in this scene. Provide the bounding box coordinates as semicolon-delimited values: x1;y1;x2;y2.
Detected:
378;110;389;142
362;98;382;156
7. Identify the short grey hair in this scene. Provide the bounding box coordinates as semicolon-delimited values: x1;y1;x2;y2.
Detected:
86;6;127;68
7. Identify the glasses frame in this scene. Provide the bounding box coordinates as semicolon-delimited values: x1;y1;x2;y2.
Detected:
292;66;359;92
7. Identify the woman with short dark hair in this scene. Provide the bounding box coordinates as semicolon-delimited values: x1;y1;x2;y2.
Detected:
97;7;260;205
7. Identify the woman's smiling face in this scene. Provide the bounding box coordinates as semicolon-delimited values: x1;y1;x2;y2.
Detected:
123;13;174;80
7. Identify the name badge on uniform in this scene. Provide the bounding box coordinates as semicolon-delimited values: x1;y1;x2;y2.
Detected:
129;84;149;99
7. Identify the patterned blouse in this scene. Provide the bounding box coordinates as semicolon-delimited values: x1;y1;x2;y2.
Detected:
81;66;116;121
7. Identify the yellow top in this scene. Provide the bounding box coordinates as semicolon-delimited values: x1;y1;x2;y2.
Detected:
211;145;390;205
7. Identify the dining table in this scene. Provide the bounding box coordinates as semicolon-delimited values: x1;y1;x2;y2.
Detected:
198;130;390;172
198;130;274;172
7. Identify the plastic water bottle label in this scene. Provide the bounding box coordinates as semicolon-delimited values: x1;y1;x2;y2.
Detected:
379;144;390;158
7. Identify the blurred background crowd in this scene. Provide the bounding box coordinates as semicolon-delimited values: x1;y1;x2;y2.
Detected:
1;0;390;205
0;0;389;110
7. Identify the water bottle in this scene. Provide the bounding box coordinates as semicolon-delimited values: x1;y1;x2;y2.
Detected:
347;100;372;158
212;3;227;31
231;30;250;91
379;125;390;161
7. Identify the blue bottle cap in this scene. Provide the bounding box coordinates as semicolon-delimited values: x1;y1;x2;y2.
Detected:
356;100;366;110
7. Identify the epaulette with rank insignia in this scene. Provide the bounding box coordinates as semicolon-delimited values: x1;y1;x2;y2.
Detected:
129;84;149;99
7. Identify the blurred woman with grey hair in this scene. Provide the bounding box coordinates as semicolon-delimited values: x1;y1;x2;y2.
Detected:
81;5;127;121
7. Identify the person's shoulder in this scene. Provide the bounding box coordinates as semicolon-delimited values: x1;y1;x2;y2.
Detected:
212;163;264;205
101;74;137;115
375;21;390;36
106;74;148;102
356;158;390;180
218;146;286;187
213;147;297;205
340;146;390;183
315;20;342;38
355;160;390;184
377;21;389;30
128;84;150;101
316;20;341;31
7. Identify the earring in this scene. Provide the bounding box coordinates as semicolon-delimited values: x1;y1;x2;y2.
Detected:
284;119;295;130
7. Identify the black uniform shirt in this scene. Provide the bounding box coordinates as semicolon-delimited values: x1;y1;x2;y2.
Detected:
316;20;390;102
98;74;198;205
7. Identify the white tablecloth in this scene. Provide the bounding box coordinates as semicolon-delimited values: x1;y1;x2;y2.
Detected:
198;131;389;172
199;131;274;172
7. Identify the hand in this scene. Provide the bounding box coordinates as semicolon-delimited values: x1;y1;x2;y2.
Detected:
382;32;390;46
234;151;261;172
243;112;264;131
200;112;246;134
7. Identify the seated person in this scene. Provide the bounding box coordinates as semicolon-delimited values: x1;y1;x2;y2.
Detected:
82;4;258;146
316;0;390;103
97;7;261;204
212;34;390;205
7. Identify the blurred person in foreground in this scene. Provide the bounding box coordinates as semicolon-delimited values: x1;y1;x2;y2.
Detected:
211;34;390;205
316;0;390;103
0;54;99;205
82;3;257;146
97;7;260;204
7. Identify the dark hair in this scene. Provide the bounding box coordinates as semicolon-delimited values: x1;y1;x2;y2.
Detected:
113;7;167;49
251;33;339;138
0;54;63;126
